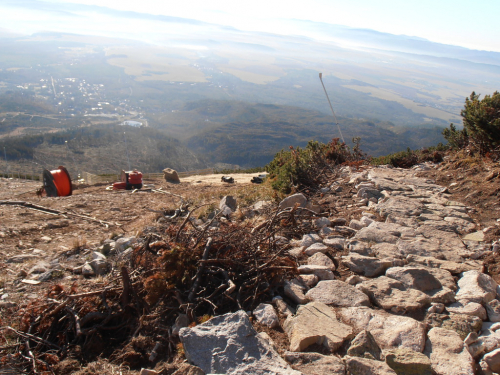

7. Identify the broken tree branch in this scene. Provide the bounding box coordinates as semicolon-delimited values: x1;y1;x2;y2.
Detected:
0;200;120;227
188;237;213;302
1;326;61;350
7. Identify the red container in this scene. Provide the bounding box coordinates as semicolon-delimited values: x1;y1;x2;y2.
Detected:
43;166;72;197
112;181;127;190
128;171;143;184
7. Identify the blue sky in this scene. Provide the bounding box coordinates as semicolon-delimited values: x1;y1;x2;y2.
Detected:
1;0;499;52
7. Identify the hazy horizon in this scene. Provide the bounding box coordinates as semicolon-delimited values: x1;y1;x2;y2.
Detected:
1;0;500;53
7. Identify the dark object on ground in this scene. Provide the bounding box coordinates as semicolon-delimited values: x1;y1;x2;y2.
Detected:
221;176;234;183
251;177;263;184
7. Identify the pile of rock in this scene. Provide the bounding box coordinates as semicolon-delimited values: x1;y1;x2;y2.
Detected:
177;164;500;375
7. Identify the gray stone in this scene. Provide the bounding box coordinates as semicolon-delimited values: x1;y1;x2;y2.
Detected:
349;219;365;230
114;237;136;253
297;274;319;288
357;276;430;312
100;240;114;256
89;259;109;276
347;240;375;256
332;226;357;237
172;314;189;336
406;255;482;274
385;266;455;292
357;187;384;200
283;301;353;352
307;252;335;270
253;303;279;329
484;347;500;373
412;227;469;261
480;360;495;375
91;251;107;261
385;266;456;303
339;307;426;352
314;217;331;229
456;270;498;304
386;214;419;228
346;275;363;285
179;310;300;375
444;216;476;233
376;196;424;218
305;280;370;307
303;243;330;256
370;241;403;259
298;233;322;249
476;322;500;354
347;330;382;360
359;216;374;227
344;356;397;375
447;301;487;320
253;200;271;213
462;230;485;242
464;332;478;346
330;218;347;226
342;253;392;277
397;238;437;259
288;247;303;257
297;265;335;280
284;352;345;375
163;168;180;183
284;279;309;304
272;296;295;317
428;302;445;314
37;271;53;282
319;226;334;236
28;261;51;274
384;347;432;375
425;313;482;340
279;193;308;210
82;262;95;276
220;195;237;212
354;225;399;244
424;327;475;375
486;299;500;322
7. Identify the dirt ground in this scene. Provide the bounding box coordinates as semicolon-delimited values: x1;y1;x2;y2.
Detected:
1;155;500;374
0;172;271;301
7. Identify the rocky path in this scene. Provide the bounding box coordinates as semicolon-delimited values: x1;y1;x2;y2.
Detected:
177;163;500;375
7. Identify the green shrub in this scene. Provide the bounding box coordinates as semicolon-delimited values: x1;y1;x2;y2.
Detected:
444;91;500;155
266;138;366;194
371;145;445;168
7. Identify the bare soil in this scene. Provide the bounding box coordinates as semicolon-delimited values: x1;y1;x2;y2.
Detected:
1;155;500;374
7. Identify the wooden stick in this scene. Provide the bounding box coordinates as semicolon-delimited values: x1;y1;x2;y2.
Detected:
1;326;61;350
174;204;209;243
0;200;120;227
66;288;121;300
188;238;213;302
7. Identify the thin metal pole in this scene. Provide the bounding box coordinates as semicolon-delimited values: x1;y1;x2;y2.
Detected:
319;73;345;144
124;132;131;170
4;147;7;176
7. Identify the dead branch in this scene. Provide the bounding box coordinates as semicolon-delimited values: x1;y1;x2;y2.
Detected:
174;204;209;243
1;326;61;350
66;288;121;300
120;267;133;308
0;200;120;227
65;307;82;336
188;238;213;302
